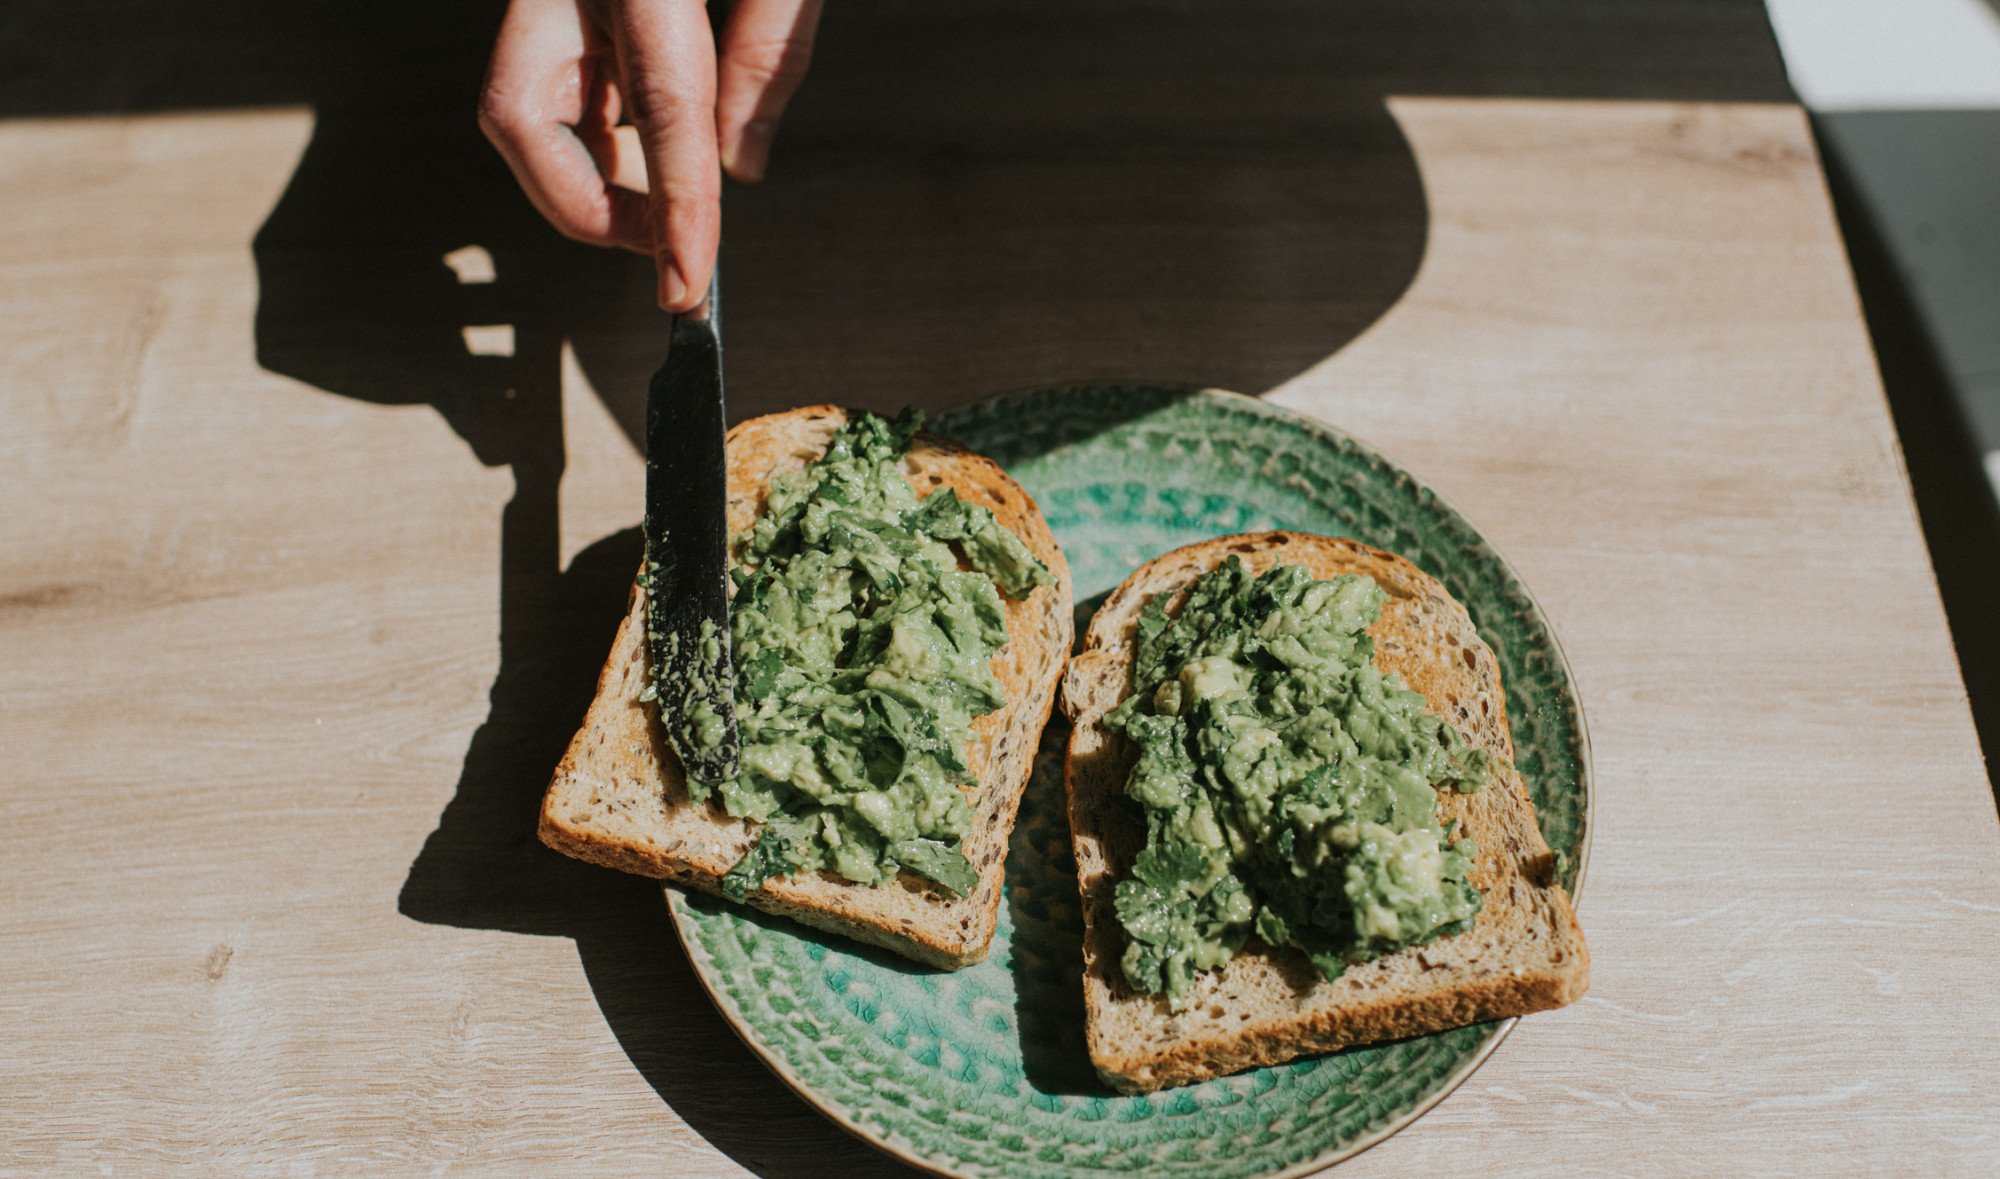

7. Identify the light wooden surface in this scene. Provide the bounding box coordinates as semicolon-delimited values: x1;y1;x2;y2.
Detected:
4;3;1999;1175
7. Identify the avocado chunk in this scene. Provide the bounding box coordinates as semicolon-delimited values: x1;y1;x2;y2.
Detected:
703;409;1053;898
1104;558;1490;1008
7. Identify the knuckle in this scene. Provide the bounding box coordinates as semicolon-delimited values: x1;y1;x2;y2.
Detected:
657;173;722;215
549;197;622;248
476;85;522;141
727;37;813;88
622;78;707;128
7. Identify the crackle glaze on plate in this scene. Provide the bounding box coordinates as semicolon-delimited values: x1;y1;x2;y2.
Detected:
669;385;1592;1178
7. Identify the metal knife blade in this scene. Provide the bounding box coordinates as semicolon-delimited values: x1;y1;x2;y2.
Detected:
644;268;740;784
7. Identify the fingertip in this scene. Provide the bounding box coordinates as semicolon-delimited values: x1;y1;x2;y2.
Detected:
722;119;776;184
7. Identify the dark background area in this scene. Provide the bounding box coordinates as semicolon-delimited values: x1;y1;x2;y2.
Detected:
7;1;1993;1172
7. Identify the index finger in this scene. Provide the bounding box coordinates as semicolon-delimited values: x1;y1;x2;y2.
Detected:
612;0;720;312
479;0;651;253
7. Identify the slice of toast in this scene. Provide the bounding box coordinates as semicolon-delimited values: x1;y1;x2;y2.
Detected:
541;405;1073;968
1061;531;1587;1091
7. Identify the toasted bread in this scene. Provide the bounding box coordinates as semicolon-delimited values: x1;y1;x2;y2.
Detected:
1061;531;1587;1091
541;405;1073;968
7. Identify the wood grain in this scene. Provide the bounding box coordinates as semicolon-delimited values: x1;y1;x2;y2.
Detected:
2;3;1998;1174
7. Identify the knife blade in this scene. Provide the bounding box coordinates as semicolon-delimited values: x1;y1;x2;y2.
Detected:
643;267;740;784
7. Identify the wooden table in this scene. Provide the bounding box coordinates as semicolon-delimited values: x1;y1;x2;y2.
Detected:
5;1;1997;1173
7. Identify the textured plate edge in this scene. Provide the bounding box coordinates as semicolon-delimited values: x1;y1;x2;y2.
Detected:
665;884;969;1179
665;886;1516;1179
1266;1018;1517;1179
664;382;1597;1177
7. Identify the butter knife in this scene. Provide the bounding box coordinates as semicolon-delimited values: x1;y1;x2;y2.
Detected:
644;268;740;784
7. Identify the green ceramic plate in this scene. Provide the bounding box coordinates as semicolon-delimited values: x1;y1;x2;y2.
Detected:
669;385;1591;1178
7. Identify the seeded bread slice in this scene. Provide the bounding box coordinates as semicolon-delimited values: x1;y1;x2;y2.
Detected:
540;405;1073;969
1061;531;1587;1091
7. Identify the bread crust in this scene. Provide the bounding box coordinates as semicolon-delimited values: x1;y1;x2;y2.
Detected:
540;405;1074;969
1060;531;1587;1091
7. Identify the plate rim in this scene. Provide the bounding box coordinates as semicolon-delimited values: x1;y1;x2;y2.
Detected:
666;382;1595;1177
668;887;1525;1179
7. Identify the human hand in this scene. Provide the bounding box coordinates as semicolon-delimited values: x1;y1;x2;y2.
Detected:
479;0;822;311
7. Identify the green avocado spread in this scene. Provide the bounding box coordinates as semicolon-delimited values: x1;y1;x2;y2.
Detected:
691;409;1053;901
1103;558;1492;1008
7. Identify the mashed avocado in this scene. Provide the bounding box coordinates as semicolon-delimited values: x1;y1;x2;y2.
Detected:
1104;558;1491;1008
698;409;1053;900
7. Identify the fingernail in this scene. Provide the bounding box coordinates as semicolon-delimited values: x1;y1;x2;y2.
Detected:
657;255;686;311
731;120;775;183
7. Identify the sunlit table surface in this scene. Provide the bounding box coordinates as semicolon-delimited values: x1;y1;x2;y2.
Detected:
4;1;1997;1174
